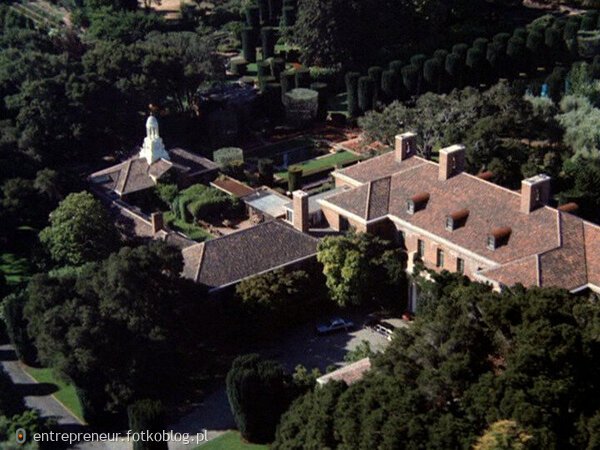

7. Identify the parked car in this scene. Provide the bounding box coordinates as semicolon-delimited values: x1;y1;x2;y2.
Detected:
373;323;396;341
316;317;354;335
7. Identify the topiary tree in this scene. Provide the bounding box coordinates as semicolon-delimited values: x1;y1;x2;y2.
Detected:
389;59;404;74
507;36;526;75
245;5;260;28
423;58;442;93
270;57;285;79
280;69;296;97
241;28;257;63
526;30;545;69
466;47;486;85
545;27;564;64
261;27;276;59
581;13;597;32
345;71;360;117
128;399;168;450
402;64;420;96
433;49;448;66
381;69;400;102
310;82;329;120
358;76;374;112
295;67;311;88
473;37;489;54
368;66;383;105
452;43;469;61
445;53;465;88
226;354;291;443
39;192;120;266
288;166;303;192
258;158;274;186
257;60;270;78
257;0;270;24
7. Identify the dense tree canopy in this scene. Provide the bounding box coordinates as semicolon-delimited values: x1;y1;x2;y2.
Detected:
226;354;293;443
39;192;120;266
317;233;405;307
23;243;197;425
291;0;447;68
273;274;600;449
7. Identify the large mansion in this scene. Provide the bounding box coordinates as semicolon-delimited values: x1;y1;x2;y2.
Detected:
296;132;600;307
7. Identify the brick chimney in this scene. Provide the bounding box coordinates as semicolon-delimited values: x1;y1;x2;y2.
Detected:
292;190;309;233
520;174;551;214
395;132;417;162
151;211;164;234
439;145;465;181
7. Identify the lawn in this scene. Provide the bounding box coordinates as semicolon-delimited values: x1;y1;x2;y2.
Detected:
164;211;213;242
197;431;268;450
23;366;85;423
0;253;32;285
276;150;362;180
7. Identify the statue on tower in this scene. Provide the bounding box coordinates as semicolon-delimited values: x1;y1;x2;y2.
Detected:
139;114;170;165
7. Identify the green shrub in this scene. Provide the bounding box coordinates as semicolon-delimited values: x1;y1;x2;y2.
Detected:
174;184;240;222
155;183;178;207
507;36;526;74
213;147;244;168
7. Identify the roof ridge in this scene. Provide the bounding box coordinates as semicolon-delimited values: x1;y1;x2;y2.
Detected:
204;220;320;246
116;159;133;195
194;243;205;283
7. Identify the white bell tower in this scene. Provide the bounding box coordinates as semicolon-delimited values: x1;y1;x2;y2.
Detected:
139;115;170;164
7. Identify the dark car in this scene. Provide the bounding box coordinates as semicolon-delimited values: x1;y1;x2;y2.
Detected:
316;317;355;335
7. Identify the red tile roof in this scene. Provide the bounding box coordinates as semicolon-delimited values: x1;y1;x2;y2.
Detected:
326;151;600;292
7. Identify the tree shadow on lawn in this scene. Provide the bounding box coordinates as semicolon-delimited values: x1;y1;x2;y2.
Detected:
0;348;18;362
17;382;58;397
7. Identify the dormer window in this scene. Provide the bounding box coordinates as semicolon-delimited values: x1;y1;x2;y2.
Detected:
445;209;469;231
407;192;430;215
487;227;512;250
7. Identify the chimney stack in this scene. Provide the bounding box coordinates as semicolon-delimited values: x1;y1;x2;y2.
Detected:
439;145;465;181
520;174;551;214
151;211;164;234
292;190;309;233
395;132;417;162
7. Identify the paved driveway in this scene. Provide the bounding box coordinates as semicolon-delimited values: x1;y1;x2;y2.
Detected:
174;314;394;448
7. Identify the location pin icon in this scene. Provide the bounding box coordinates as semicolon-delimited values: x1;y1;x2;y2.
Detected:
16;428;26;445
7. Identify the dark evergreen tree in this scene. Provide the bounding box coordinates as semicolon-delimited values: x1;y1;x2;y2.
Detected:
226;354;291;443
